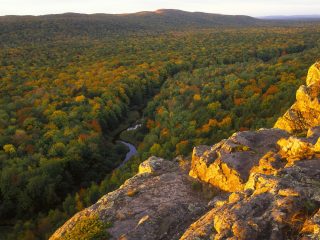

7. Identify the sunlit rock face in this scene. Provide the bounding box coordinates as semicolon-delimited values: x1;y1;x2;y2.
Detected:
187;128;320;239
186;123;320;239
189;128;288;192
274;62;320;133
307;62;320;86
182;159;320;240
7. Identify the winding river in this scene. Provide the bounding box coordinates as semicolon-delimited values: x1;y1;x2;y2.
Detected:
115;123;141;168
117;140;137;167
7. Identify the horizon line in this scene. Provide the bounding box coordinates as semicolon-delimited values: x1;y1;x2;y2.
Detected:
0;9;320;18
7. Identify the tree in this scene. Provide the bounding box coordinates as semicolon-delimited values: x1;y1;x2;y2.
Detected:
3;144;16;154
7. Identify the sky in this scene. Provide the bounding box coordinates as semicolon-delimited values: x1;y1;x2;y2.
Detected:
0;0;319;17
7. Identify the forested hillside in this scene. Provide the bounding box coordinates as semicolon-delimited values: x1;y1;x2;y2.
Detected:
139;45;319;159
0;9;260;46
0;12;320;239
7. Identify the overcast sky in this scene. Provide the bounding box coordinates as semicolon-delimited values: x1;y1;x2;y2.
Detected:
1;0;319;17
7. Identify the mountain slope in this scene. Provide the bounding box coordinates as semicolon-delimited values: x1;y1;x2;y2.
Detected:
0;10;260;45
0;9;259;26
50;63;320;239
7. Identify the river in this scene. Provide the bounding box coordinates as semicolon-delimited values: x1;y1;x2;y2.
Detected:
117;140;138;168
115;123;141;168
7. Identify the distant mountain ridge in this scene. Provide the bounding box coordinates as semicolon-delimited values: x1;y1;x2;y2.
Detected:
0;9;259;25
260;14;320;20
2;9;319;46
0;9;261;45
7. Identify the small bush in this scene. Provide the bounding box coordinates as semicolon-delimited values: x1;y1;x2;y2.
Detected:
191;181;203;191
61;215;111;240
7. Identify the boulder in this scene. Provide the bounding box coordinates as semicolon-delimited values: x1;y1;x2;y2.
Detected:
189;128;288;192
277;137;315;164
138;156;167;174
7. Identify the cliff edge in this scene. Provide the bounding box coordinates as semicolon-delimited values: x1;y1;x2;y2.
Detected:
50;157;214;240
274;61;320;133
51;62;320;240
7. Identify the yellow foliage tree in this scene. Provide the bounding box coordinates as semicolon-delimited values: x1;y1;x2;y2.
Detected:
75;95;86;102
3;144;16;154
193;94;201;101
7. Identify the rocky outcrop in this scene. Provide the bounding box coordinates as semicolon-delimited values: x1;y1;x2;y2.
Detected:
274;62;320;133
189;128;289;192
185;121;320;239
51;62;320;240
50;157;212;240
307;62;320;86
183;159;320;240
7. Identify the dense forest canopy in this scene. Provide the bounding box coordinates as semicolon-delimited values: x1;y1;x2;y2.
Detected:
0;12;320;239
